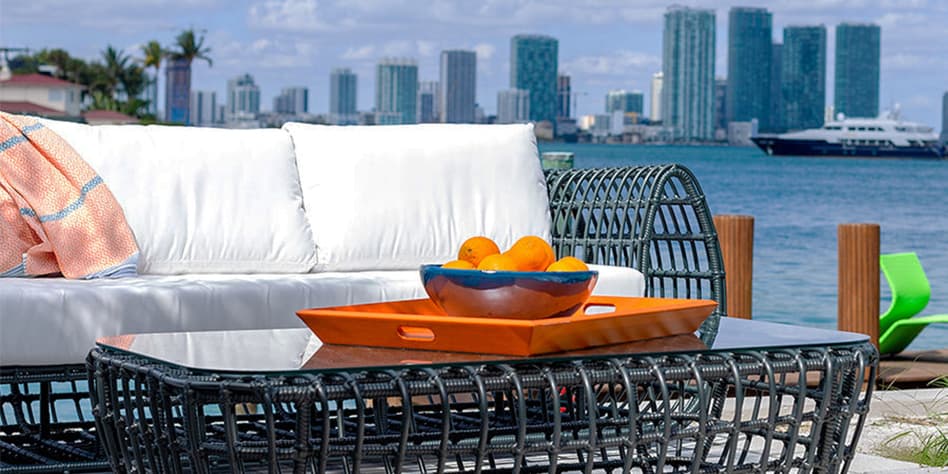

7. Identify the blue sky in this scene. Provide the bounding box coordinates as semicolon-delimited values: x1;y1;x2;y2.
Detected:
2;0;946;127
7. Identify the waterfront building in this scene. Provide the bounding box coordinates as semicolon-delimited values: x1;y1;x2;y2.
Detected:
557;74;571;118
417;81;439;123
165;57;191;124
376;58;418;125
143;74;158;117
727;7;772;131
330;68;358;125
510;34;558;124
439;50;476;123
650;72;663;122
942;91;948;142
835;23;881;118
497;89;530;124
189;90;216;126
605;90;644;115
782;26;826;131
0;73;83;118
714;78;728;140
273;86;308;115
770;43;783;132
662;6;716;141
227;74;261;120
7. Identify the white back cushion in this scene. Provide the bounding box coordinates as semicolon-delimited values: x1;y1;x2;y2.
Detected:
39;119;317;274
283;123;552;271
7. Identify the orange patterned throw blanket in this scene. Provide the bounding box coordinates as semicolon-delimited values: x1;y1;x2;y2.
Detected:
0;112;139;278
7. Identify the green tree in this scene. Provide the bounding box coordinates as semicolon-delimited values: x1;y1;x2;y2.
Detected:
170;29;212;67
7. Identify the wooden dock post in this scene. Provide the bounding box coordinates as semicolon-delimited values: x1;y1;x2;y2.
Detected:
713;215;754;319
838;223;880;349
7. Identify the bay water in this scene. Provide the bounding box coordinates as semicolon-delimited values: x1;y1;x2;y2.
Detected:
539;142;948;351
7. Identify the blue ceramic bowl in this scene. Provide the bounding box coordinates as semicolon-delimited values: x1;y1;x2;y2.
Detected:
420;264;598;320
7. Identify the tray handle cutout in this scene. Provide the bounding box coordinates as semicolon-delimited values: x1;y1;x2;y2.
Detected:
583;303;617;316
397;326;435;342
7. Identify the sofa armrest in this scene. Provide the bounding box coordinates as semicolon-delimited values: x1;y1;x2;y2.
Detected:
545;164;726;340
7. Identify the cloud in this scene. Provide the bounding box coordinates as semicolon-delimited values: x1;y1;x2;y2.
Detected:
562;51;661;77
342;45;375;60
248;0;343;32
473;43;495;61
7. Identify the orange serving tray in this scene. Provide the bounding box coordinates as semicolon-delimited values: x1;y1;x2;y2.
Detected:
296;296;717;356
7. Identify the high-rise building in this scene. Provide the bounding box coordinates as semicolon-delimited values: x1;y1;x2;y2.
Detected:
510;34;558;124
330;68;358;125
770;43;783;132
714;79;728;133
557;74;571;119
605;90;644;114
226;73;261;120
650;72;663;122
942;91;948;142
439;50;476;123
835;23;881;118
418;81;439;123
497;89;530;124
376;58;418;125
164;57;191;124
662;6;716;141
727;7;772;131
273;86;308;115
782;26;826;131
189;90;216;126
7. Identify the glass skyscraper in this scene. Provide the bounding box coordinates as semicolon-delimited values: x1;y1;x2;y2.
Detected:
770;43;783;132
164;58;191;124
439;50;476;123
727;7;772;131
662;6;716;141
375;59;418;125
510;34;558;124
605;90;644;114
226;73;260;119
782;26;826;131
330;68;357;125
557;74;571;119
835;23;881;118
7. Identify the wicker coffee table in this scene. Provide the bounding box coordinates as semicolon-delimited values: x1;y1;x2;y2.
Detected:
88;318;876;473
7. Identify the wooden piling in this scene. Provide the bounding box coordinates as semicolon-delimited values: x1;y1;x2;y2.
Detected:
838;223;880;349
713;215;754;319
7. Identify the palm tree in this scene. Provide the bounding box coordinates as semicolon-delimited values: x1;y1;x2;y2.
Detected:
170;29;212;67
166;29;212;124
140;41;164;119
101;45;130;98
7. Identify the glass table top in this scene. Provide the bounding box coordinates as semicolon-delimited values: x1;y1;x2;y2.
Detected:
96;318;869;375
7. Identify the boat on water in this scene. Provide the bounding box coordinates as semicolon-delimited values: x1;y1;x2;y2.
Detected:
752;112;945;159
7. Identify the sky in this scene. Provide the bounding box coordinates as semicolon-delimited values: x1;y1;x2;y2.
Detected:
2;0;946;127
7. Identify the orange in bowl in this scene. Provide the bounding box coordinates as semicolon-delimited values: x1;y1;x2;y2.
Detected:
457;236;500;267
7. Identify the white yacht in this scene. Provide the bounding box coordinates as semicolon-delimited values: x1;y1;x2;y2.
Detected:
752;111;945;159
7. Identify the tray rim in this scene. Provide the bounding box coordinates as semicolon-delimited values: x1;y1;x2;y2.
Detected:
296;296;718;327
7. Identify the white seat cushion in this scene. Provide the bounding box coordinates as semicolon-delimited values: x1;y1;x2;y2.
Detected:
283;123;552;272
37;119;317;274
0;265;643;366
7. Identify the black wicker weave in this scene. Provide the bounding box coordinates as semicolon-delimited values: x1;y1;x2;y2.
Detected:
1;164;876;473
86;335;877;473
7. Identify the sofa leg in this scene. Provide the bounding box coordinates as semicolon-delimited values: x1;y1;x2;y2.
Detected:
40;381;51;438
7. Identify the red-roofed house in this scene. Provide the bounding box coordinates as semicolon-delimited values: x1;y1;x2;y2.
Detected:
82;109;138;125
0;73;83;117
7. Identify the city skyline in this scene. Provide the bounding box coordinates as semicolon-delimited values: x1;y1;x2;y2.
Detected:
2;0;946;127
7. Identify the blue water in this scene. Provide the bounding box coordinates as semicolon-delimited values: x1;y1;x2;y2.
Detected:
539;143;948;351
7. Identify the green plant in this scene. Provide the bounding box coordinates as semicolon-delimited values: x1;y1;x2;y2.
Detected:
880;428;948;467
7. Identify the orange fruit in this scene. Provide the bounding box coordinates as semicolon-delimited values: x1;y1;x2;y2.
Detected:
457;236;501;267
442;259;476;269
546;256;589;272
505;236;556;271
477;253;519;271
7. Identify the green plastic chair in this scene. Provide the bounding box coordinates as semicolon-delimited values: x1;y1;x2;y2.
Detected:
878;252;948;355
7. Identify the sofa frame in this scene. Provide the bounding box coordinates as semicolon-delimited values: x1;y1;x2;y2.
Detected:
0;164;726;472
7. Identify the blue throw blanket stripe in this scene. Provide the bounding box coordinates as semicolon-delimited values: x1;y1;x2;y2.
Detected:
0;255;27;277
0;122;45;153
82;253;139;279
20;176;104;222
